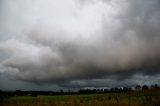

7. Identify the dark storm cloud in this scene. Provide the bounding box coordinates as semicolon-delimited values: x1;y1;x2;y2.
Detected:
0;0;160;90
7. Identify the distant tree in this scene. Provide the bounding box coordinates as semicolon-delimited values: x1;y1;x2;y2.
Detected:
30;91;38;97
135;85;141;91
68;89;71;95
0;90;5;100
15;90;22;96
110;87;121;93
155;84;159;88
60;89;64;94
104;89;109;93
151;84;159;89
142;85;148;90
16;90;21;93
123;87;128;91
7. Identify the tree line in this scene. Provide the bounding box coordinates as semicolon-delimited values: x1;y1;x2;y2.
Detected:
0;84;159;100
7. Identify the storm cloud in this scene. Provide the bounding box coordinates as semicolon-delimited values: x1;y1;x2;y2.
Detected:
0;0;160;90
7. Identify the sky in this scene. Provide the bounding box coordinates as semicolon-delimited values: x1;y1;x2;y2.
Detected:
0;0;160;91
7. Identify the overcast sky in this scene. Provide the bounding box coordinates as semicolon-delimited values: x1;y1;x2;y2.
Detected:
0;0;160;91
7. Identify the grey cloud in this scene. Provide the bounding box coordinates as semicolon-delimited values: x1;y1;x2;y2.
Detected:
57;73;160;88
0;0;160;90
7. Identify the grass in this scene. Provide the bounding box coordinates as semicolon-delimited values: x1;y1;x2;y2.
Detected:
1;89;160;106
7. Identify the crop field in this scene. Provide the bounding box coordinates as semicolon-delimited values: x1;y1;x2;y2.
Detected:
0;89;160;106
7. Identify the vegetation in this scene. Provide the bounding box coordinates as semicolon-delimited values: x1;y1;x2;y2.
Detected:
0;85;160;106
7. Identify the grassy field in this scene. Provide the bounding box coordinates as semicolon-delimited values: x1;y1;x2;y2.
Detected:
0;89;160;106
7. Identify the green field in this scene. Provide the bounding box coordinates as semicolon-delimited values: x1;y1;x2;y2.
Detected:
1;89;160;106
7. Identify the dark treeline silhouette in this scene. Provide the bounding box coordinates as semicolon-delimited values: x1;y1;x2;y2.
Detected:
0;84;159;100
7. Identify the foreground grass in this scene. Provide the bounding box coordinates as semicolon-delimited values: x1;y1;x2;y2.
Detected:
1;89;160;106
